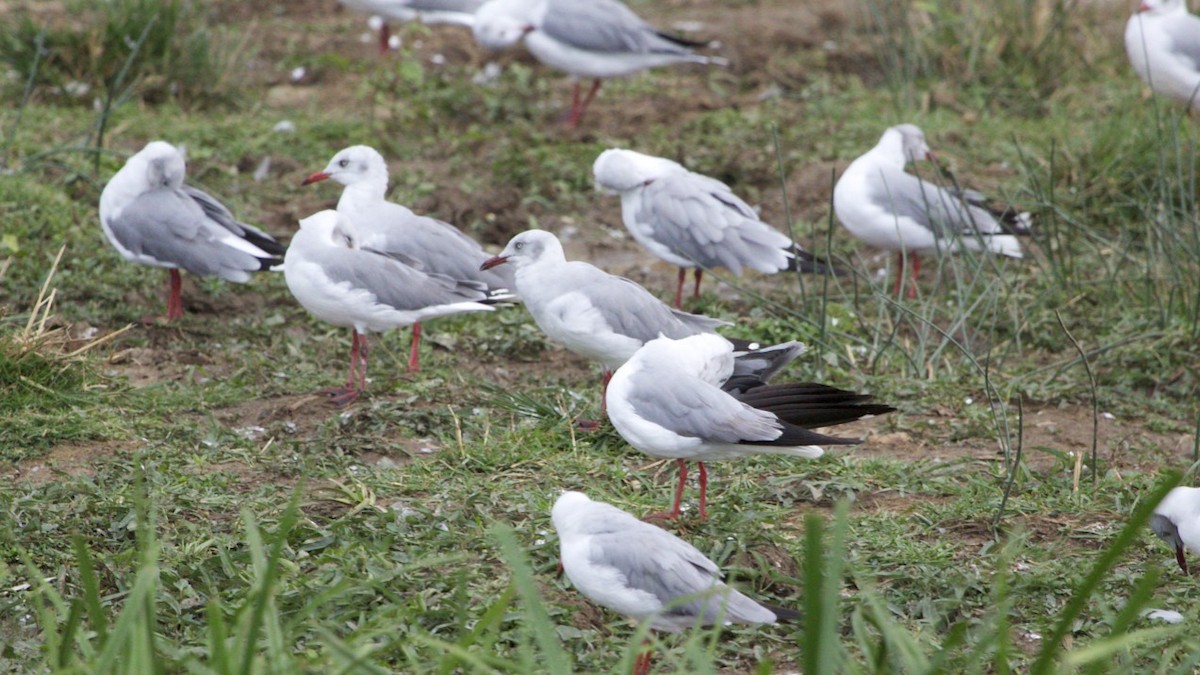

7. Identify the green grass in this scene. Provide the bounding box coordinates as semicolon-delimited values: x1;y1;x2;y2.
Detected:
2;0;1200;671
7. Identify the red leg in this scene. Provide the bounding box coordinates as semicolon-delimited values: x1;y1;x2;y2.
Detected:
633;649;653;675
378;21;391;55
326;330;362;405
167;269;184;320
407;322;422;373
601;369;612;413
357;333;370;392
566;79;602;128
645;459;688;521
674;268;686;309
347;331;360;389
697;462;708;521
692;269;703;300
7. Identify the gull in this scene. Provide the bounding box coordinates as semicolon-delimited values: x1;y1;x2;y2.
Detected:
607;333;895;520
98;141;284;322
552;491;797;674
1125;0;1200;110
284;210;504;404
341;0;484;54
833;124;1031;298
471;0;726;127
480;229;753;412
303;145;513;371
1150;486;1200;574
593;148;835;308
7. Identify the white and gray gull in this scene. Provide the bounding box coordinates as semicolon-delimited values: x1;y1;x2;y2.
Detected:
552;490;797;674
833;124;1031;298
284;210;506;405
303;145;513;372
98;140;284;322
1125;0;1200;110
593;148;834;308
471;0;726;127
1150;486;1200;574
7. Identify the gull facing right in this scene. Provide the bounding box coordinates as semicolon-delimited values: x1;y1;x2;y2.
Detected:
552;491;796;674
607;333;895;520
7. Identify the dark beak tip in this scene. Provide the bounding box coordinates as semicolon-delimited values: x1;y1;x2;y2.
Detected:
480;256;507;271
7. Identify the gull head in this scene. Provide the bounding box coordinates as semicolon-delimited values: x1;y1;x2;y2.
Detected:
472;0;535;51
303;145;388;187
135;141;186;190
593;148;683;193
892;124;932;163
1151;486;1200;574
551;491;596;536
1135;0;1183;14
482;229;563;271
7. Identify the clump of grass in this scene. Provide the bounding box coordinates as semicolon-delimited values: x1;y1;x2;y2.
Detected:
0;0;246;108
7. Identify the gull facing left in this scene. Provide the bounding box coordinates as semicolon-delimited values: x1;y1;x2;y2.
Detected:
284;210;504;404
607;334;895;520
552;491;796;674
98;141;285;321
1124;0;1200;110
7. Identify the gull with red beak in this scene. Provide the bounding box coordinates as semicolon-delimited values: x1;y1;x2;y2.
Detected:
471;0;726;128
1125;0;1200;110
303;145;513;372
833;124;1031;299
1150;486;1200;574
98;141;284;322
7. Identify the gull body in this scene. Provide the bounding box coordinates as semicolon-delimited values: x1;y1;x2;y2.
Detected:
1150;486;1200;574
1124;0;1200;109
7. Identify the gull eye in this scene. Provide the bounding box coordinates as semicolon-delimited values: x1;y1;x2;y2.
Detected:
514;241;524;250
338;159;349;168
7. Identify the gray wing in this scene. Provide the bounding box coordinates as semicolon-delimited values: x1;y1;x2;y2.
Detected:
182;186;284;256
639;172;789;274
868;164;1004;237
1165;15;1200;67
541;0;689;55
568;263;727;340
307;245;491;311
107;189;266;281
361;212;514;290
627;363;780;442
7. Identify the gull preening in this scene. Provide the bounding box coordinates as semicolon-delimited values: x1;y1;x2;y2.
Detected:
833;124;1031;298
98;141;284;322
303;145;513;371
552;491;796;674
472;0;726;127
1150;486;1200;574
607;334;895;520
284;210;505;405
480;229;741;411
593;148;831;308
1124;0;1200;110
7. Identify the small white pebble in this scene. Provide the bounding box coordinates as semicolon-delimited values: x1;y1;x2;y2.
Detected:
1023;631;1042;641
472;62;503;86
823;40;838;51
1101;412;1115;420
964;396;974;405
272;120;296;133
252;157;271;183
388;35;402;50
367;15;384;31
289;66;307;83
430;53;446;65
419;447;437;454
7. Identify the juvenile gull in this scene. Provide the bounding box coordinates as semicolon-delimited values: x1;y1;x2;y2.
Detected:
480;229;756;412
607;333;895;520
1150;486;1200;574
593;148;833;308
303;145;513;371
471;0;726;127
98;141;284;321
284;210;503;405
1125;0;1200;110
552;491;797;674
833;124;1031;298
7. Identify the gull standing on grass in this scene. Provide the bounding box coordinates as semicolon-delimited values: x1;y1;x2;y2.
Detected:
480;229;767;414
284;210;505;405
1150;486;1200;574
303;145;513;372
552;491;797;675
340;0;484;54
471;0;727;127
98;141;285;322
833;124;1031;299
1124;0;1200;110
593;148;835;309
607;334;895;520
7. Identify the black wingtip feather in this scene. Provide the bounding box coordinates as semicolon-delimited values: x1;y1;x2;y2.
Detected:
762;604;802;623
653;30;708;49
786;247;850;276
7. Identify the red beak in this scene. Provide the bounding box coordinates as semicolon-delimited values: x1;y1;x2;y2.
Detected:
480;255;508;271
1177;543;1190;574
1138;1;1151;11
301;171;331;186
